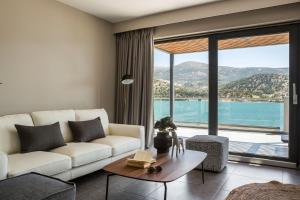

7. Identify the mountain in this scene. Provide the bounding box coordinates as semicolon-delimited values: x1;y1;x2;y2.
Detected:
154;74;288;101
153;79;207;98
154;61;289;101
219;74;288;100
154;61;288;87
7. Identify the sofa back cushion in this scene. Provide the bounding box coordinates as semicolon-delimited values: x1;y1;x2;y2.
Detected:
31;110;75;143
75;109;109;135
0;114;34;154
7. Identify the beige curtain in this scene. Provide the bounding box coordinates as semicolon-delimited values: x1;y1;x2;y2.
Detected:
115;28;154;148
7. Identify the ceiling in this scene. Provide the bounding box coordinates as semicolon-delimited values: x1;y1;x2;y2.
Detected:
57;0;223;23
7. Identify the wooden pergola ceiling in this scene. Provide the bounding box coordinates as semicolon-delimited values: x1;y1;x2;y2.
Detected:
155;33;289;54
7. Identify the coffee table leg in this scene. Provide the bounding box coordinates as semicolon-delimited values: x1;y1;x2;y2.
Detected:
202;162;204;184
164;182;167;200
105;173;114;200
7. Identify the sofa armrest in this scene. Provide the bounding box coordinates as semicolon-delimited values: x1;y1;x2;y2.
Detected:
0;151;8;180
109;123;145;150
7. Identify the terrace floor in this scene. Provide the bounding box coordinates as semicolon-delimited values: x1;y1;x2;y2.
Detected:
176;127;288;158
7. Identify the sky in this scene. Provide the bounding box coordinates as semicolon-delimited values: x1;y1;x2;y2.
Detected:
154;44;289;68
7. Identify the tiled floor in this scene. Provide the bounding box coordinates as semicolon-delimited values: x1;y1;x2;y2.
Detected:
74;161;300;200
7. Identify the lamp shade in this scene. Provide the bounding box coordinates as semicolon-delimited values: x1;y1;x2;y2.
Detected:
121;74;134;85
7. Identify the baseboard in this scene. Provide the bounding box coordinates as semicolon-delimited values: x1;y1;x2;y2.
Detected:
229;155;297;169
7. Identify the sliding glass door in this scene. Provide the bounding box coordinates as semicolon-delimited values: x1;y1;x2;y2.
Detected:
212;25;299;161
173;43;209;130
154;37;209;136
154;24;300;162
217;32;290;158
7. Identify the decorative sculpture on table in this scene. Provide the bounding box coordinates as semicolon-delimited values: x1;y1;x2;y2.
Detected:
171;131;184;158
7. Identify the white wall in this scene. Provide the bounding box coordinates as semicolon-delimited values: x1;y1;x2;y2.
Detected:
0;0;116;120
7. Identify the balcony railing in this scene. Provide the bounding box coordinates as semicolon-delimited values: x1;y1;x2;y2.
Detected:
154;97;289;134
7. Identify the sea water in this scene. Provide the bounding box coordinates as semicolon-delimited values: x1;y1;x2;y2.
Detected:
154;99;284;129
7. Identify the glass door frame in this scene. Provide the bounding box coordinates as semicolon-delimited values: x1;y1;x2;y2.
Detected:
208;24;299;162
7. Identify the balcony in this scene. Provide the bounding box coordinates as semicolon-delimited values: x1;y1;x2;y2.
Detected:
154;98;289;159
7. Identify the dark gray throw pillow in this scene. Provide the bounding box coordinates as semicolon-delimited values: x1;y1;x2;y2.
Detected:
68;117;106;142
15;122;65;153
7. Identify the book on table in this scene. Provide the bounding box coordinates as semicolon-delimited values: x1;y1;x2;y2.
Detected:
126;150;156;168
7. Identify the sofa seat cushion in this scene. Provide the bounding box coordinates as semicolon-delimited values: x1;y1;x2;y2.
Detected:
51;143;112;167
8;151;71;177
92;136;140;156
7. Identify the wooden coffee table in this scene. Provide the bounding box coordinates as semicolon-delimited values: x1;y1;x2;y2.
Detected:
103;150;207;200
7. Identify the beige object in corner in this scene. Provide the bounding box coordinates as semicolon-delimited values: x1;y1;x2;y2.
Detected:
226;181;300;200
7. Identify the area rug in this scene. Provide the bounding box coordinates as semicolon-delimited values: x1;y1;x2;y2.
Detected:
226;181;300;200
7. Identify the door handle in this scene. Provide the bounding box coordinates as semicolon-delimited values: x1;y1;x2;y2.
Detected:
293;83;297;105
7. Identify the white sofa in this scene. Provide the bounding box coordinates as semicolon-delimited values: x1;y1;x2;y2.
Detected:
0;109;145;181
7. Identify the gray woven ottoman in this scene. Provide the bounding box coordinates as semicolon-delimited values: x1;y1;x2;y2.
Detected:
186;135;229;172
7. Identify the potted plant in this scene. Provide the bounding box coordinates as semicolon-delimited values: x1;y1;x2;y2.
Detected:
153;116;177;153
